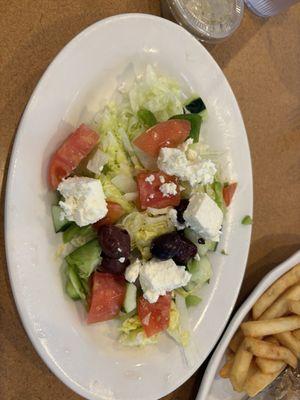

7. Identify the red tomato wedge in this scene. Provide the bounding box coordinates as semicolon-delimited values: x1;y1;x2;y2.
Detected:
138;294;172;337
133;119;191;157
137;171;181;210
48;124;99;190
87;272;126;324
93;202;125;230
223;182;237;207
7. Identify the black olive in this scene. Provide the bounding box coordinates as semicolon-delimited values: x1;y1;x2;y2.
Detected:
101;256;129;274
198;238;205;245
97;225;130;259
151;232;183;260
173;236;197;265
175;199;189;224
151;231;197;265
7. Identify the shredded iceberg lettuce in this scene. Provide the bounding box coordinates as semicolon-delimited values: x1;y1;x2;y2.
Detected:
119;315;158;347
174;294;199;367
120;210;174;259
96;65;184;176
99;175;135;213
128;65;183;124
167;300;190;347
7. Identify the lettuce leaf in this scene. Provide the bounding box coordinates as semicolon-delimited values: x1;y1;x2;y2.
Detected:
128;65;183;123
96;65;184;176
120;211;174;259
99;175;135;213
119;315;158;347
167;300;190;347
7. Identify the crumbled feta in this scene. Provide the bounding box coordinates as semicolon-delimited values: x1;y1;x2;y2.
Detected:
157;146;217;186
168;208;185;230
125;259;141;283
179;138;194;152
159;175;165;184
159;182;177;197
145;174;155;184
139;259;191;303
183;193;223;241
194;253;201;261
58;177;107;227
119;257;126;263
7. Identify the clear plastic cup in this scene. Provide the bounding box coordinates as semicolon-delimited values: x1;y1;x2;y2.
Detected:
160;0;244;43
244;0;300;17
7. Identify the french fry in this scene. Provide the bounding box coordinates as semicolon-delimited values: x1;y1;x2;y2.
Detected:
219;353;234;378
274;331;300;357
244;368;285;397
252;264;300;319
255;357;286;374
288;299;300;315
243;337;297;368
264;336;279;345
247;359;258;379
241;315;300;337
221;263;300;396
293;329;300;340
229;340;253;392
229;329;244;353
259;284;300;320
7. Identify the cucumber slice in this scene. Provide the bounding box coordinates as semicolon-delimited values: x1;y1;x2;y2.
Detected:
123;283;137;313
184;228;217;256
185;255;212;292
65;239;102;280
66;279;81;300
185;294;201;307
63;223;96;244
51;205;71;233
66;264;86;300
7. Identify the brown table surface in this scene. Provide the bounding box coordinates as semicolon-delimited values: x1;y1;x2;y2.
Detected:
1;1;300;399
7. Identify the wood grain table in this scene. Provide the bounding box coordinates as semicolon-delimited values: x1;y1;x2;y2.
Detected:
1;1;299;399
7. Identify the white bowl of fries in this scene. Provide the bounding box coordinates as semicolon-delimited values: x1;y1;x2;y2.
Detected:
197;250;300;400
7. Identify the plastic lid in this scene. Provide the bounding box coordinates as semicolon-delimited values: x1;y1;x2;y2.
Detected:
165;0;244;42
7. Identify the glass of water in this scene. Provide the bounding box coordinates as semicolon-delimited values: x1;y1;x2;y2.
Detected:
244;0;300;17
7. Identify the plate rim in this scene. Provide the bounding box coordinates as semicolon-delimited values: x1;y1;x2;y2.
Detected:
4;13;253;400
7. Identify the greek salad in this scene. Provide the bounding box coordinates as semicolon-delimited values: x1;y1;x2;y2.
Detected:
49;66;237;350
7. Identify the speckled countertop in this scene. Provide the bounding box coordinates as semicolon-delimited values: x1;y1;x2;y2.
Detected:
0;1;299;399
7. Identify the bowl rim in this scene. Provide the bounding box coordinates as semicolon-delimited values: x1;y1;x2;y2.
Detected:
197;249;300;400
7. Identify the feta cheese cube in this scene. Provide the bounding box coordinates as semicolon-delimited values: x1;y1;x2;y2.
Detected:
168;208;185;230
183;193;223;241
139;258;191;303
58;177;107;227
125;259;141;283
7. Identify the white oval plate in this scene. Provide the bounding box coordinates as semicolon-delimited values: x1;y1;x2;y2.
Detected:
5;14;252;400
197;250;300;400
